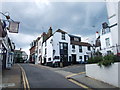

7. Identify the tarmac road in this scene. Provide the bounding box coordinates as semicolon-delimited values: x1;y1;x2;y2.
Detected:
20;64;82;88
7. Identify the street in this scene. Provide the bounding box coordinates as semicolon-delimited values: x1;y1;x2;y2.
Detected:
20;64;82;88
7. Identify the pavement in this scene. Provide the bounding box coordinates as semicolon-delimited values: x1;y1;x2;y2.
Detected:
34;64;119;89
2;64;22;89
67;73;118;89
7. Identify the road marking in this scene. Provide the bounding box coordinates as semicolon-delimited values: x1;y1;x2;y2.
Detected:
30;64;90;89
65;72;92;89
68;78;92;90
65;72;85;78
18;64;30;90
22;70;26;90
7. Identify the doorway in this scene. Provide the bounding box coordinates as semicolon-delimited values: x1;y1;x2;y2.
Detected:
72;54;76;64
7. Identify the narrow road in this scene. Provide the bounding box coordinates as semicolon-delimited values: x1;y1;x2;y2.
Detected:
20;64;82;88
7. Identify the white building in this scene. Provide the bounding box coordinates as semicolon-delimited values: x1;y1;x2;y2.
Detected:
69;35;92;64
98;1;119;55
37;27;92;67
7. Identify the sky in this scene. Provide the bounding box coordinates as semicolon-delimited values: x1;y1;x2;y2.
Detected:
1;0;109;56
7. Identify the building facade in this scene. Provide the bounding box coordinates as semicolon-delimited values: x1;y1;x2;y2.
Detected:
14;49;28;63
33;27;92;67
0;19;15;69
97;1;119;55
29;40;36;64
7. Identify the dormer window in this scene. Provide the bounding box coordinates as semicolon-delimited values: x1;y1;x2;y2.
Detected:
74;37;79;41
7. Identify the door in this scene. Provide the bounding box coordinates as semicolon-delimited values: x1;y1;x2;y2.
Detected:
72;54;76;64
84;55;88;63
44;58;46;65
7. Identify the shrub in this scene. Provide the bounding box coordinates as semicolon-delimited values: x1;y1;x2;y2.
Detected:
87;56;103;64
87;54;119;67
98;54;114;67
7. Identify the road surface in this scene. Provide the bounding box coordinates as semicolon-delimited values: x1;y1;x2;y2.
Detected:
20;64;82;88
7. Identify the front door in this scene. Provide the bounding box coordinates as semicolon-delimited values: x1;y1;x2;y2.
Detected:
72;54;76;64
84;55;88;62
44;58;46;65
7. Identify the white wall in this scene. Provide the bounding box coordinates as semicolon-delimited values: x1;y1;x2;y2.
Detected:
106;1;119;54
37;37;43;64
100;32;113;55
53;32;71;61
71;45;91;62
86;63;120;87
46;36;53;62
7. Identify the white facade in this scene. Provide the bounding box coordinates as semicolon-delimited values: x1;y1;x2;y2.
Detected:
101;1;119;55
97;1;119;55
70;45;91;63
1;35;15;69
36;29;92;67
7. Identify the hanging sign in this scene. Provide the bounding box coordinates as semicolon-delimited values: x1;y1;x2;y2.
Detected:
9;21;20;33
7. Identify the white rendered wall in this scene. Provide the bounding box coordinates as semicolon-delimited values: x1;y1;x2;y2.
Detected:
53;32;71;61
106;1;119;54
37;37;43;64
86;63;120;87
46;36;53;62
100;32;113;55
71;45;91;62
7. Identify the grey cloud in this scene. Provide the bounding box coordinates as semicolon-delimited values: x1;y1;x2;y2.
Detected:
2;2;108;53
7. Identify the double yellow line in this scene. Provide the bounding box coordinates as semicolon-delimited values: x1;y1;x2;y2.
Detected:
66;72;92;90
18;64;30;90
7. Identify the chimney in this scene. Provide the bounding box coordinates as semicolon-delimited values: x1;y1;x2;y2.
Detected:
96;31;99;39
47;27;52;37
20;48;22;51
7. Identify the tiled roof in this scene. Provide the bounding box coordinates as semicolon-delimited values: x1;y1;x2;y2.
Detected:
71;41;92;46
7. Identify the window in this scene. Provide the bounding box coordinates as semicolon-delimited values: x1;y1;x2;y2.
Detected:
74;37;79;41
48;58;51;61
61;33;65;40
88;46;91;51
72;45;75;49
45;41;47;46
107;51;112;55
60;43;68;50
69;56;71;62
102;28;110;35
64;43;68;50
79;45;82;52
39;49;41;54
105;38;110;47
54;56;59;59
79;56;82;59
45;48;47;54
60;43;63;49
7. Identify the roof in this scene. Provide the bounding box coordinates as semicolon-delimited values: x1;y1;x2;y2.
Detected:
68;34;81;38
55;29;67;34
71;41;92;46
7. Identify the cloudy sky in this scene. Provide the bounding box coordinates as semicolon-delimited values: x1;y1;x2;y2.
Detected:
2;0;109;55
